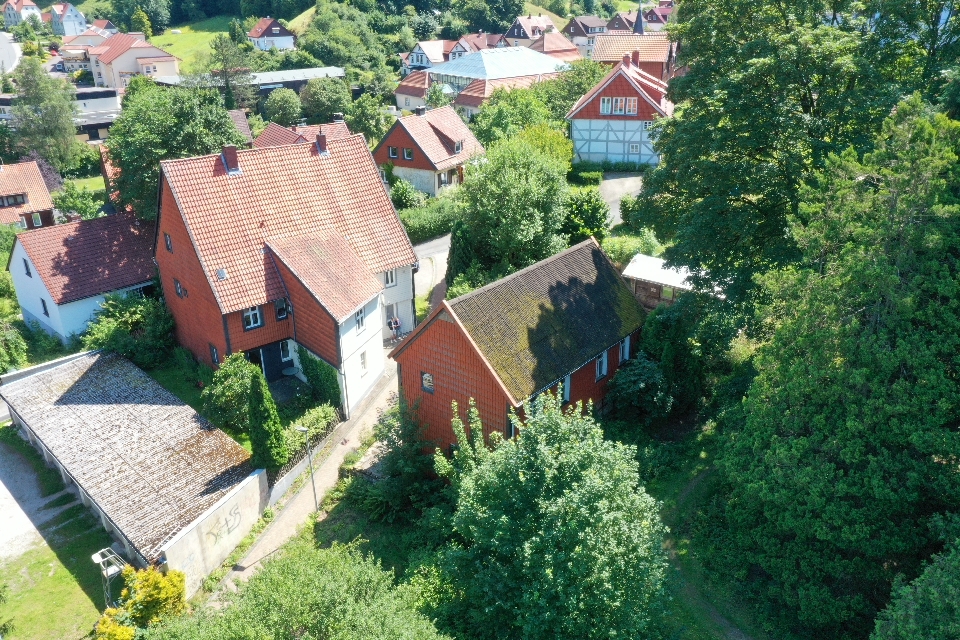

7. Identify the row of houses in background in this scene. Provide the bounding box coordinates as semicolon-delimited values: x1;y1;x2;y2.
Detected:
3;0;89;36
61;29;180;88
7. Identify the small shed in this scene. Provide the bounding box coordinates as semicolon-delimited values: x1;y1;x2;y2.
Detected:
621;253;692;309
0;352;267;596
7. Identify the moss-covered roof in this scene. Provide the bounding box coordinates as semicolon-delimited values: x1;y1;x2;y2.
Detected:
449;239;645;401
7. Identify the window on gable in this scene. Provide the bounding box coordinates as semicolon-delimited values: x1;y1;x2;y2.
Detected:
272;27;279;33
599;97;612;114
174;279;183;298
275;297;289;320
356;306;365;332
626;97;638;115
22;258;30;277
243;306;262;329
384;269;396;287
164;232;172;252
388;145;398;158
404;97;410;106
595;350;608;380
613;97;626;115
40;298;48;316
455;139;463;153
421;371;434;393
629;143;640;153
619;336;631;363
403;147;414;160
562;373;571;403
209;343;220;365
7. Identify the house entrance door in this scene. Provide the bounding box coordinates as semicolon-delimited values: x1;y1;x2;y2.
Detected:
247;348;265;375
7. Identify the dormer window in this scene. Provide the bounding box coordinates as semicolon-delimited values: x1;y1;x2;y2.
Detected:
272;27;279;33
0;193;25;207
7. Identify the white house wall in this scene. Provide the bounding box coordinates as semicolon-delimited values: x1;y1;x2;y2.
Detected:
392;166;438;196
337;296;386;416
570;119;660;165
396;94;427;111
380;265;414;339
250;35;295;51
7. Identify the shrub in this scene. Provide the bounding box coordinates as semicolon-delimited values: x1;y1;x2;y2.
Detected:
94;566;186;638
606;354;673;426
249;368;290;472
53;181;104;219
390;178;427;210
201;353;257;432
600;228;663;268
298;346;341;408
62;141;102;178
0;322;27;373
263;88;301;126
562;186;610;243
398;194;458;244
82;294;174;370
569;170;603;186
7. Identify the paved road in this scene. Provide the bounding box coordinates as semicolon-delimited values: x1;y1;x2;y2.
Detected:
599;172;644;226
0;32;21;73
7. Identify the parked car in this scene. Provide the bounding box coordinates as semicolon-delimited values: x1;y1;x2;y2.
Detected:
54;62;64;72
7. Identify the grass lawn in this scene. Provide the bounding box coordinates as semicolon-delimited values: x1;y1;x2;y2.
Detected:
152;15;233;72
524;3;567;27
288;6;316;34
67;175;106;192
61;0;111;17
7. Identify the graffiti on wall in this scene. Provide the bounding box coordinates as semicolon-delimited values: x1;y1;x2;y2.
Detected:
205;504;242;546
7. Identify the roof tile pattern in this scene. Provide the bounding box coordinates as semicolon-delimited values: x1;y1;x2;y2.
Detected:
395;70;430;97
0;353;252;563
447;239;645;400
90;32;174;65
453;74;557;108
0;161;53;224
267;233;383;322
252;121;351;148
16;212;155;305
378;106;484;171
529;32;582;61
160;135;416;314
248;17;294;38
228;109;253;144
591;33;670;63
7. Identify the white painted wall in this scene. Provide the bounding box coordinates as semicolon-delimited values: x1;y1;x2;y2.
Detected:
159;470;268;598
337;295;385;416
393;165;438;196
380;265;414;339
570;118;660;165
249;35;295;51
396;93;427;111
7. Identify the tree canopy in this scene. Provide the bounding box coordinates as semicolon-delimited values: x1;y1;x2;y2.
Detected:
105;84;244;218
431;394;668;639
263;88;302;126
717;96;960;636
299;77;352;124
112;0;170;33
12;57;76;169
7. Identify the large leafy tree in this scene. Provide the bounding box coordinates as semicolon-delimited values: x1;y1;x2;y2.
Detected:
531;59;609;122
345;93;392;144
448;136;568;281
633;0;910;303
105;85;244;218
299;76;351;124
112;0;170;33
263;88;302;126
470;87;554;147
206;35;255;110
432;394;668;640
11;57;76;169
718;97;960;635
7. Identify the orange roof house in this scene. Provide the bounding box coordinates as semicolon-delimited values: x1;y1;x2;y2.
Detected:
88;32;180;88
529;32;582;62
252;120;351;148
394;70;431;110
0;161;55;229
591;33;674;79
155;134;417;416
247;17;296;51
390;239;645;451
372;105;484;196
567;50;673;166
505;14;556;46
8;212;155;340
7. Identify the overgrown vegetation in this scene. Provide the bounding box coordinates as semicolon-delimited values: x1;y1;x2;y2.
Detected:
398;191;458;244
82;293;175;370
94;567;187;639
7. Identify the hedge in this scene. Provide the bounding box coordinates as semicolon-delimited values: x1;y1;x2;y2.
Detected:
398;196;458;245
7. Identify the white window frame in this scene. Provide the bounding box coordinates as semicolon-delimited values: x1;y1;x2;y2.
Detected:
280;339;292;361
421;371;434;393
360;350;367;375
595;351;608;380
599;96;612;114
384;269;396;287
388;146;398;158
403;147;414;160
643;120;652;130
275;297;289;320
174;279;183;298
626;97;638;115
455;139;463;154
355;306;365;333
562;373;571;403
164;232;172;252
31;212;41;227
613;97;626;115
620;336;630;363
243;306;262;329
629;143;640;153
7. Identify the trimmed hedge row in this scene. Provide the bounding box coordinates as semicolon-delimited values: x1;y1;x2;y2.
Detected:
399;196;458;245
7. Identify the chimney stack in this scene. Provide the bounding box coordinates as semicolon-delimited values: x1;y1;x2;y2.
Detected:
316;132;327;154
631;50;640;66
332;112;344;122
66;213;81;223
222;145;240;174
415;106;427;116
622;53;631;67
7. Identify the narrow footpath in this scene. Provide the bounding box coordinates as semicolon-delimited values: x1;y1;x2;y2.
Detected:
222;354;398;590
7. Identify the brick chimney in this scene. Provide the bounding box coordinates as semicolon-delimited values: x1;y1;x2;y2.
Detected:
222;144;240;174
622;53;631;67
414;106;427;116
316;132;327;154
631;50;640;66
66;213;81;222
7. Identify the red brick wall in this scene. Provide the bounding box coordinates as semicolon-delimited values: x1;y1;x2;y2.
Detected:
272;257;340;366
574;73;664;120
372;123;436;171
156;177;228;367
395;309;512;451
226;304;293;353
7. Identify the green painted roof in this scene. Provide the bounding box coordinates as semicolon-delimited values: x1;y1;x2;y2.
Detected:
449;239;645;402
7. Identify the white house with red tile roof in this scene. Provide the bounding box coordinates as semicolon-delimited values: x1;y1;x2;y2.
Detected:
372;105;484;196
402;39;458;76
0;161;54;229
48;3;85;36
8;213;156;341
247;17;295;51
156;134;417;416
394;69;430;110
252;119;351;149
529;31;581;63
643;2;674;32
62;26;110;46
2;0;40;27
89;32;179;88
91;19;118;34
566;51;673;166
505;13;556;47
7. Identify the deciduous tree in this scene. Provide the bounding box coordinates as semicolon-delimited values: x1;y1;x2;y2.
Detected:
206;35;255;110
299;76;351;124
112;0;170;33
11;58;76;169
131;7;152;38
470;87;553;146
345;92;391;144
263;87;301;126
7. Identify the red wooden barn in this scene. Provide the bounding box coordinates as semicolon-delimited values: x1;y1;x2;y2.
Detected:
390;239;646;450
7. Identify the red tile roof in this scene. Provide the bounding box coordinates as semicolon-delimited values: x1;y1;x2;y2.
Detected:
0;161;53;224
92;19;115;29
452;74;555;108
14;212;156;305
91;33;174;65
591;33;671;64
252;121;351;149
228;109;253;144
457;32;505;51
529;32;582;62
375;106;484;171
267;233;382;322
247;17;294;39
512;15;556;37
395;70;430;98
566;56;672;119
160;135;416;314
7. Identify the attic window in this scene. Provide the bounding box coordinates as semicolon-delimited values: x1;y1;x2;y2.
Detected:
216;268;228;281
403;148;413;160
454;140;463;154
164;232;172;252
275;297;288;319
421;371;434;393
271;27;279;33
22;258;30;277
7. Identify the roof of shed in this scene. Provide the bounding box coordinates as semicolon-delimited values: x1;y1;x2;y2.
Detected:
0;160;53;224
622;253;692;290
14;212;155;305
160;134;415;314
395;239;645;402
0;352;252;563
375;106;483;171
428;46;567;81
